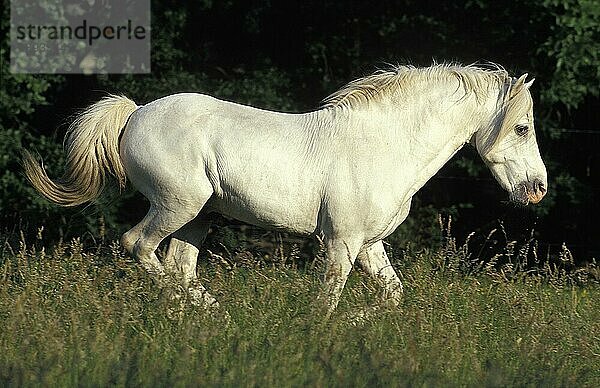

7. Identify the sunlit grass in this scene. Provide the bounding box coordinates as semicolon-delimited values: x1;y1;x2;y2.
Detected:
0;237;598;386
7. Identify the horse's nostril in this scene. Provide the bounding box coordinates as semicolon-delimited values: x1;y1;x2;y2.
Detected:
525;180;547;204
534;180;546;194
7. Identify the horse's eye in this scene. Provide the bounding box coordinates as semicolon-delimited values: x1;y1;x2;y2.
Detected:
515;124;529;136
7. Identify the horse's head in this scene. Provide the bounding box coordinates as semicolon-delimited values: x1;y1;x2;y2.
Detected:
473;74;547;205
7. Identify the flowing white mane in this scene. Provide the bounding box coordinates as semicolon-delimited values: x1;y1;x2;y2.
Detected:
322;63;510;109
322;63;535;156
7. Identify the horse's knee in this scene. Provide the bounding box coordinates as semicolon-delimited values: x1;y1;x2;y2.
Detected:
123;236;155;264
121;231;153;260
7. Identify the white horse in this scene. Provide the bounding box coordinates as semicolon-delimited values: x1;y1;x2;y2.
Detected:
24;63;547;314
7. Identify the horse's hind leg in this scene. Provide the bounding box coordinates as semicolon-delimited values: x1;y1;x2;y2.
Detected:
163;218;220;308
121;206;169;278
121;186;212;284
163;218;211;284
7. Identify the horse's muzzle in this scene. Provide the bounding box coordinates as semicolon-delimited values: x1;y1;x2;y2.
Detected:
511;179;547;205
528;179;547;204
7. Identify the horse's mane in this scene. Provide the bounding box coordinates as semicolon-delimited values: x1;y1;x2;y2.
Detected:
321;63;511;109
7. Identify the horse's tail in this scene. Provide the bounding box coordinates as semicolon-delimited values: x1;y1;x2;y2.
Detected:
23;94;138;207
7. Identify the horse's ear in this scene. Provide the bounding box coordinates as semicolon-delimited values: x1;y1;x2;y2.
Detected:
514;73;528;88
524;78;535;89
510;73;529;97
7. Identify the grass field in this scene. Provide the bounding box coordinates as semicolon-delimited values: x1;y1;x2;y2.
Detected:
0;236;599;387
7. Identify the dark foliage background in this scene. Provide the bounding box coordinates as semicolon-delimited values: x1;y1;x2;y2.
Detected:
1;0;599;262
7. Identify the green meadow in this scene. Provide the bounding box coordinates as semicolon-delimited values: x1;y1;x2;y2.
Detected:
1;236;598;387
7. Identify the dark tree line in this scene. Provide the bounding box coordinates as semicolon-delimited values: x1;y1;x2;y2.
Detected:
1;0;599;261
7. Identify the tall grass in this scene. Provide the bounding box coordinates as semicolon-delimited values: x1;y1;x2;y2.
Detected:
0;234;598;387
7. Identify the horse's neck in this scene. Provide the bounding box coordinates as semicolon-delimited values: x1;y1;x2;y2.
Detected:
321;84;497;201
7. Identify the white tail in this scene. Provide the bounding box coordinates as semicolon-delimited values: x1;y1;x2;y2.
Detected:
23;95;137;206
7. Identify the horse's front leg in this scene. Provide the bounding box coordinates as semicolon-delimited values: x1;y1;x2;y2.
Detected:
319;237;362;317
356;240;403;307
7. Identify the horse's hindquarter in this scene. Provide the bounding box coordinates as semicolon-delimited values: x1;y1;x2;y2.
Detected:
120;94;221;203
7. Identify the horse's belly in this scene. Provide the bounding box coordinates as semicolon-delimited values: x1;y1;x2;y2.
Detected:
206;193;319;235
